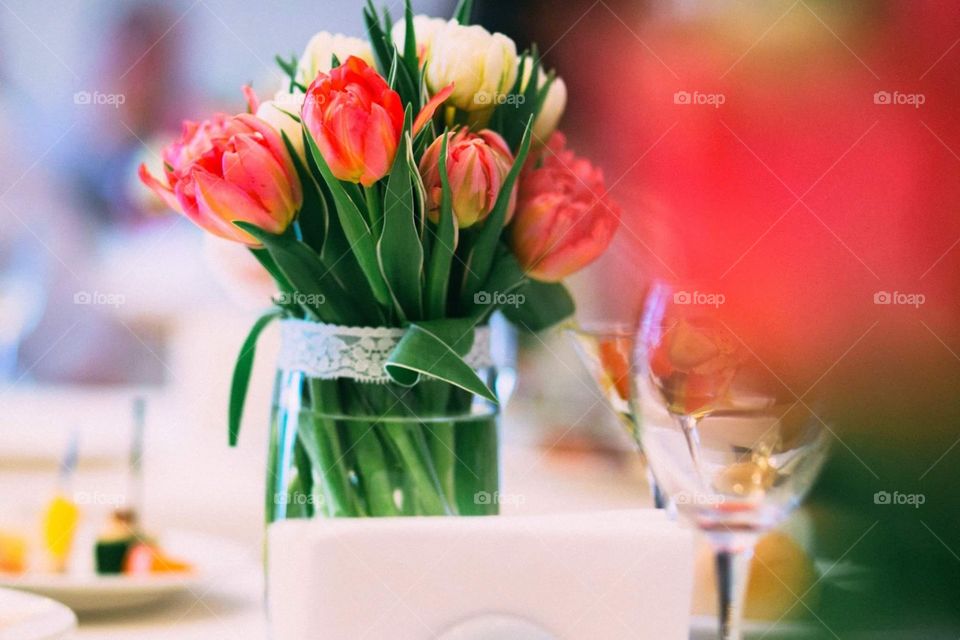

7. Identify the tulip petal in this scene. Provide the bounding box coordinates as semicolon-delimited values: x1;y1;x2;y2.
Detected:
222;136;299;228
414;83;454;136
360;103;399;187
191;169;275;245
234;114;301;199
242;85;260;114
138;163;182;213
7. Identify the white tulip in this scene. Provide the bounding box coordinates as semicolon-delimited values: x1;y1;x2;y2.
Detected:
391;15;448;62
426;21;518;112
296;32;374;87
520;58;568;141
256;91;306;160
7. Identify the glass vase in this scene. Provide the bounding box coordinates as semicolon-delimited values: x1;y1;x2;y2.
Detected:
265;323;510;520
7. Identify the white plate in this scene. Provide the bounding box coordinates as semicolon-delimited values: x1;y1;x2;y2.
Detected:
0;530;249;614
690;615;811;638
0;587;76;640
0;572;201;615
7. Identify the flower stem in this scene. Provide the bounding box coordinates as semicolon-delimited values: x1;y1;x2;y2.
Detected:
364;184;383;235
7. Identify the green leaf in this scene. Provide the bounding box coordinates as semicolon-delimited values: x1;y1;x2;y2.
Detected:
460;119;534;305
275;54;299;87
453;0;474;24
295;131;384;321
304;129;393;309
425;133;456;319
403;0;418;66
364;1;394;77
236;223;372;325
249;247;293;295
229;308;282;445
385;319;497;402
502;280;575;332
282;131;325;252
379;109;424;321
402;0;421;101
464;250;527;321
491;49;547;149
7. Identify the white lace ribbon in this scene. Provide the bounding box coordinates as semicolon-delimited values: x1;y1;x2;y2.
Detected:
277;320;493;383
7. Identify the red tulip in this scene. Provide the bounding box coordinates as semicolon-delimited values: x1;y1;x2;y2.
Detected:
418;128;516;229
139;112;302;246
511;133;619;282
301;56;452;187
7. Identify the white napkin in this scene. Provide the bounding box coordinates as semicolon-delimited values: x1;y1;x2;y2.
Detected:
268;510;693;640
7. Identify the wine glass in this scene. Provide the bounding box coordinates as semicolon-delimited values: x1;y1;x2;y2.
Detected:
566;323;667;509
633;281;830;640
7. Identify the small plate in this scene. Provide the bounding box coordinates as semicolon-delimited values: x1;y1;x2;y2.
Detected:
0;587;76;639
690;615;811;638
0;530;248;614
0;572;202;614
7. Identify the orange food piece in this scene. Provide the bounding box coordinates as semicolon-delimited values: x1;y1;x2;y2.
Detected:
0;531;28;574
123;542;193;575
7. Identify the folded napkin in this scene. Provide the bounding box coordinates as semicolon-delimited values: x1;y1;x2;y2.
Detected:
268;510;693;640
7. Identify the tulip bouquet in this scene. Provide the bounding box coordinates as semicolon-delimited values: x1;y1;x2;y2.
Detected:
140;0;619;519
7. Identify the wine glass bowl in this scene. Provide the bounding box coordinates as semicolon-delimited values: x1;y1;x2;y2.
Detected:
566;323;636;437
639;397;830;534
566;322;668;508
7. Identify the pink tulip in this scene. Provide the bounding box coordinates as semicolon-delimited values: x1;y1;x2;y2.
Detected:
510;133;619;282
139;111;302;246
301;56;452;187
419;128;516;229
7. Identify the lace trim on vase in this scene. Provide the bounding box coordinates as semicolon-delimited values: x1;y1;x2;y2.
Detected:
277;319;492;383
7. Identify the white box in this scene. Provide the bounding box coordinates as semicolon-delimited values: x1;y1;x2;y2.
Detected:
268;510;693;639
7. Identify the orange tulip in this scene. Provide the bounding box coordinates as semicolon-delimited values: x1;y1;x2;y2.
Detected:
511;133;619;282
418;128;516;229
301;56;451;187
139;110;302;246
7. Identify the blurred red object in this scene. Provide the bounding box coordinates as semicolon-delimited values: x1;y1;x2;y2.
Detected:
545;0;960;411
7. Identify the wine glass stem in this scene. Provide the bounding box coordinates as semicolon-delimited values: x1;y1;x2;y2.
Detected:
648;470;669;510
714;541;755;640
677;414;704;480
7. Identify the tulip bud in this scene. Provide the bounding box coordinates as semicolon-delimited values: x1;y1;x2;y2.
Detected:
426;21;518;112
511;133;619;281
302;56;451;187
419;129;516;229
519;57;568;141
296;31;375;88
139;113;302;246
301;56;404;187
391;15;448;63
